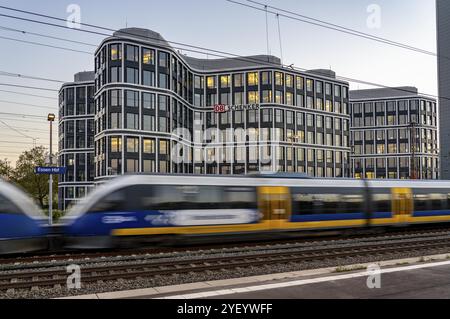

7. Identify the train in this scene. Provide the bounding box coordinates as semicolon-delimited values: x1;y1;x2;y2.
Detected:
61;174;450;249
0;179;48;254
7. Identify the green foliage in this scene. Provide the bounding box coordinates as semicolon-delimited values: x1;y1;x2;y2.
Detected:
10;147;58;209
0;159;12;180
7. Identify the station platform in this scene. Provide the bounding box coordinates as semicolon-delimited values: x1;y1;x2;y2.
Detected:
63;253;450;299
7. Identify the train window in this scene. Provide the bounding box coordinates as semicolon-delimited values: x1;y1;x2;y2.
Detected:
413;194;430;212
429;194;447;211
0;194;22;214
372;194;391;213
138;185;257;211
292;193;344;215
223;186;257;209
90;189;127;213
341;195;364;214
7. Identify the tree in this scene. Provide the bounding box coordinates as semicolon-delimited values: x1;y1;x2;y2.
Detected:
13;146;58;208
0;159;13;181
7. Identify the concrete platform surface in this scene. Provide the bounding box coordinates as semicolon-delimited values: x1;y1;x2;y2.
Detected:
60;253;450;299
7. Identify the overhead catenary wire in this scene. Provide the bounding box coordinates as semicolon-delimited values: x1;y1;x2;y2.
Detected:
0;71;66;83
0;99;56;111
0;83;58;92
0;5;445;102
0;35;93;55
0;89;57;100
0;25;98;47
228;0;443;59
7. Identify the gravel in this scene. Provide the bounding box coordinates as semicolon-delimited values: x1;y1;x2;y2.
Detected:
2;233;450;299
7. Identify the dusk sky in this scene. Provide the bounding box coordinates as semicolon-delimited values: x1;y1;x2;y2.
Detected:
0;0;438;164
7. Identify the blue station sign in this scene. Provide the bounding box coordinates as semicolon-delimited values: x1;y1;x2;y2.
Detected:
35;167;67;175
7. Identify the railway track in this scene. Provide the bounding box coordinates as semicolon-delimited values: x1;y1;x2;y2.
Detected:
2;235;450;292
3;225;450;266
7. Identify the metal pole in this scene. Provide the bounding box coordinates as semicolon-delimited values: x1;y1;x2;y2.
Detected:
49;120;53;226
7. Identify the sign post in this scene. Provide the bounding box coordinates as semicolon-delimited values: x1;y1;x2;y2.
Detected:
35;166;67;226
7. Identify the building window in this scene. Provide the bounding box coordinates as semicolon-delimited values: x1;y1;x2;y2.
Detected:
142;48;155;65
126;67;139;84
159;52;169;68
247;72;259;86
110;44;122;61
127;137;139;153
231;92;243;105
195;76;204;89
261;71;272;85
142;92;155;109
126;159;139;173
220;75;230;88
286;92;294;106
306;79;314;92
126;45;139;62
286;74;294;88
125;90;139;107
159;140;168;155
296;76;304;90
275;91;284;104
143;115;155;131
248;91;259;104
110;137;122;153
110;67;122;83
159;73;169;89
207;76;216;89
143;139;155;154
126;113;139;130
110;112;122;129
262;90;272;103
142;70;155;86
275;72;283;86
234;74;244;87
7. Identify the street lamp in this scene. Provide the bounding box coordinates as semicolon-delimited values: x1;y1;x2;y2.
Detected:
47;113;55;226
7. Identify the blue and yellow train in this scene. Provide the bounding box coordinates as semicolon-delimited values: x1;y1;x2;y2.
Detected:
61;174;450;248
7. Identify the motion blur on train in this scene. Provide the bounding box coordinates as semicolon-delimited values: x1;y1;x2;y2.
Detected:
61;174;450;249
0;179;47;254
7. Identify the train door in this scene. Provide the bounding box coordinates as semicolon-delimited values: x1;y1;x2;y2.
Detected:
258;187;291;230
391;188;413;224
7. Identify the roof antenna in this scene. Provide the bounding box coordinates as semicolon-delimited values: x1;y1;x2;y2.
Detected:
265;5;270;61
276;14;284;66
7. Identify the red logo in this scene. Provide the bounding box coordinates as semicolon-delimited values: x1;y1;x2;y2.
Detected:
214;104;227;113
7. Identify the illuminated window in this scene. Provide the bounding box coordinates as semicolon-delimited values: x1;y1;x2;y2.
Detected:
275;91;283;104
143;138;155;154
247;72;259;86
110;44;122;61
127;137;139;153
286;74;294;88
248;91;259;104
220;75;230;88
142;48;155;65
275;72;284;86
286;92;294;106
159;140;168;155
325;100;333;112
207;76;216;89
306;79;314;92
110;137;122;153
296;76;304;90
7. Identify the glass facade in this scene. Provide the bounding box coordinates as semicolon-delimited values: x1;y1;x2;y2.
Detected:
58;73;95;210
92;29;351;180
350;96;439;180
